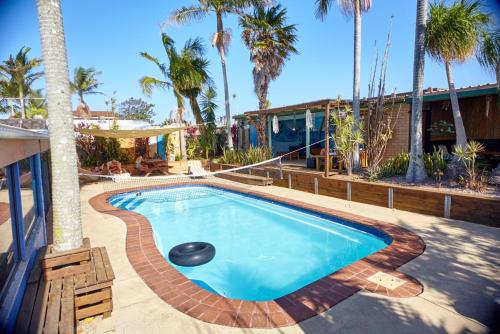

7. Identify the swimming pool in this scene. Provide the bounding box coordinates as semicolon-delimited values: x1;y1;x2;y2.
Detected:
109;185;391;301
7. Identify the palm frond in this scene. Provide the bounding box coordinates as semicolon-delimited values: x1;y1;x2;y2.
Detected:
138;76;171;97
477;30;500;74
139;52;168;77
168;5;209;26
426;0;490;63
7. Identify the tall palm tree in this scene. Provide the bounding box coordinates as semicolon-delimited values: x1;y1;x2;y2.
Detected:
36;0;83;251
316;0;372;168
139;33;212;125
0;47;43;119
69;66;103;112
425;0;489;149
406;0;428;183
169;0;264;149
240;4;298;110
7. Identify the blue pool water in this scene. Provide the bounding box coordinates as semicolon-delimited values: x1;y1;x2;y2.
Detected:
109;185;390;301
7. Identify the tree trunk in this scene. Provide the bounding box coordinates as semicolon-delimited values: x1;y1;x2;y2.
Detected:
216;13;234;149
36;0;83;251
8;98;15;118
445;61;467;149
352;0;361;169
406;0;428;183
19;86;26;119
188;94;204;125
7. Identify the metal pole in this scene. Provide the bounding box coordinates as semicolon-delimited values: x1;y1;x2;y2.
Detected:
324;104;331;177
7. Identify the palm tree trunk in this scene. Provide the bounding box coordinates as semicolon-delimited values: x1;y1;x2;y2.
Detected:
188;94;204;125
406;0;428;183
36;0;83;251
19;86;26;119
352;0;362;169
445;61;467;149
8;98;15;118
216;12;234;150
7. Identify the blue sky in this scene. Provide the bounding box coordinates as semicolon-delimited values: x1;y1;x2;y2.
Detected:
1;0;498;123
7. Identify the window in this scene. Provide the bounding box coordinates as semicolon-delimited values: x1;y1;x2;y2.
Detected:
18;157;37;240
0;168;15;293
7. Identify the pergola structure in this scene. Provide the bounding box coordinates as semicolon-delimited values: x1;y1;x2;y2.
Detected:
75;126;184;139
243;96;409;177
244;99;351;176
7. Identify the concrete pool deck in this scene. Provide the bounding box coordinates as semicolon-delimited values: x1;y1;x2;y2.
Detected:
78;181;500;334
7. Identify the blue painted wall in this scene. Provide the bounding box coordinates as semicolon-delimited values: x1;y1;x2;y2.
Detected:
157;135;166;160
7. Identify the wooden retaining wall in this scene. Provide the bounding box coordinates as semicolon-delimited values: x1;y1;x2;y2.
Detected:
209;162;499;227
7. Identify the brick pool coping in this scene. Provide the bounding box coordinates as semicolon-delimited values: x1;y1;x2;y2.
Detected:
89;181;425;328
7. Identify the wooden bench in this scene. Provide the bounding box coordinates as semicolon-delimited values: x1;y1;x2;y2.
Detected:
216;172;273;186
14;246;115;334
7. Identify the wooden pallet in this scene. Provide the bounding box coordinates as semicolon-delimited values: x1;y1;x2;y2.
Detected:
41;238;91;280
14;250;75;334
74;247;115;321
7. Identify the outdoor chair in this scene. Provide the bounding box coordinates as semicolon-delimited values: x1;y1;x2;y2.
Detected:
188;160;210;176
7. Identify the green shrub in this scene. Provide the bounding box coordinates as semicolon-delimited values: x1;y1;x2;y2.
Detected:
241;146;272;165
379;152;410;177
423;147;448;177
218;146;272;165
175;154;182;161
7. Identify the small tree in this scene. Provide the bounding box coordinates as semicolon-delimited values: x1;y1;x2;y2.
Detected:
118;97;155;122
0;47;43;118
453;140;485;191
200;87;218;159
331;104;364;176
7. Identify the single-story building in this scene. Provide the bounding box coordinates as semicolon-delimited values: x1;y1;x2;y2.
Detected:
235;82;499;165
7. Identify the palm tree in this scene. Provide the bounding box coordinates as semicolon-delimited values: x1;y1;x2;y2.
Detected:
25;89;48;119
477;30;499;94
406;0;428;183
36;0;83;251
169;0;263;149
0;47;43;118
425;0;490;149
139;33;212;125
315;0;372;168
69;66;103;113
240;4;298;110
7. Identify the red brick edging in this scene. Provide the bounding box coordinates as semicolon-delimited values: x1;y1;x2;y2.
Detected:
89;182;425;328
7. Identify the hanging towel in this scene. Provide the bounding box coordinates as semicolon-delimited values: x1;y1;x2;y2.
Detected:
305;109;313;129
272;115;279;134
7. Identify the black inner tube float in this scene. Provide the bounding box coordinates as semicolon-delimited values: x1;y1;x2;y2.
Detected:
168;242;215;267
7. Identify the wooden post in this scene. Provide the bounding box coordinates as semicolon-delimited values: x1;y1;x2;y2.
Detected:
324;103;331;177
306;119;311;158
268;115;272;150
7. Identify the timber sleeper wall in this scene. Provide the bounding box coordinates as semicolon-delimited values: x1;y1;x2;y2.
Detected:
209;162;499;227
